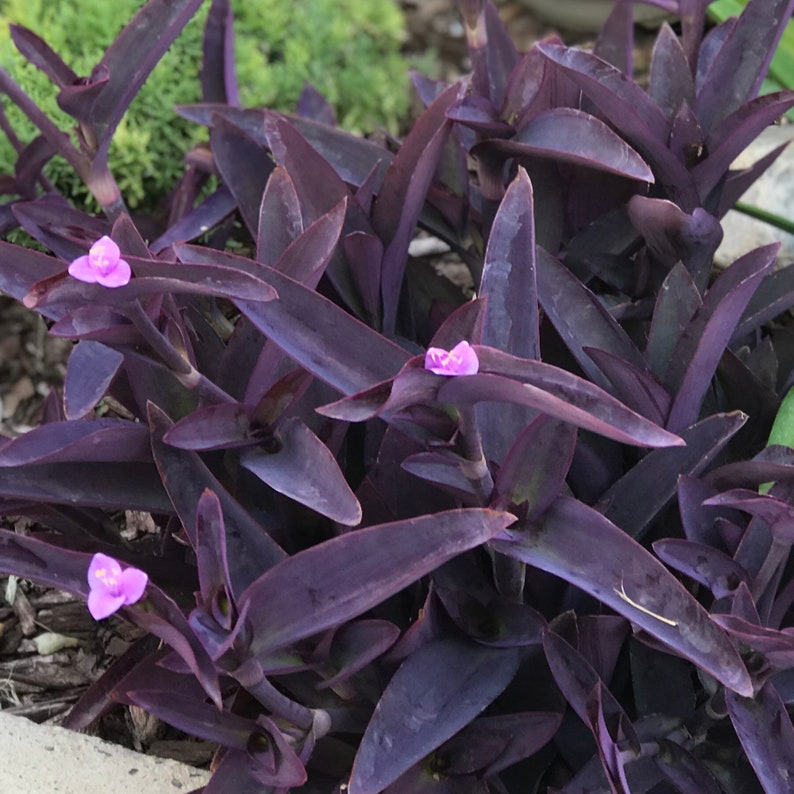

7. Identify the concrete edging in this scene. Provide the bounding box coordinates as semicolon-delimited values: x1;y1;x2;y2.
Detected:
0;710;211;793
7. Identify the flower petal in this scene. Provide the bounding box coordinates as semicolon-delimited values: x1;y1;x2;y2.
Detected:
87;589;126;620
92;235;120;263
449;341;479;375
120;566;148;604
68;255;100;283
88;552;122;586
96;258;132;288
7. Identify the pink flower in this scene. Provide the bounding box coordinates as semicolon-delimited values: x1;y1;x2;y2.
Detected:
87;552;148;619
68;236;131;288
424;340;479;376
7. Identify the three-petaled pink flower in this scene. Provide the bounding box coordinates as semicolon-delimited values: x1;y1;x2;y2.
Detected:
424;340;479;376
68;235;131;288
87;552;148;620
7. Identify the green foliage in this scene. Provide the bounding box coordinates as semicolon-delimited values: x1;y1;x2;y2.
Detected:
0;0;410;211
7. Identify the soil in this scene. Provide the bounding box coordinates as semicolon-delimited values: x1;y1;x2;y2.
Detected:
0;0;660;770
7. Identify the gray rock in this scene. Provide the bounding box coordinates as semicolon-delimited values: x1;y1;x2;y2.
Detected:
716;125;794;269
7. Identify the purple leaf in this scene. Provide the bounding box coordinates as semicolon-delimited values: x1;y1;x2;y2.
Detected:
173;245;410;395
372;82;459;333
493;415;577;519
210;113;275;238
150;186;238;254
594;0;634;75
597;412;746;540
481;167;539;360
646;263;701;381
240;508;515;658
148;403;286;598
63;340;124;419
348;637;521;794
439;347;684;448
726;682;794;794
256;166;303;266
0;239;67;311
652;538;750;598
704;489;794;544
270;197;346;288
0;419;150;465
694;90;794;198
315;619;400;690
694;0;794;131
648;23;695;119
0;461;170;512
653;738;722;794
344;231;383;326
536;246;648;390
584;347;671;426
627;196;722;294
240;417;362;526
536;42;697;208
442;711;563;777
665;243;776;432
492;496;754;695
446;95;514;137
57;0;204;148
163;403;261;451
478;108;654;181
9;25;77;88
26;255;279;311
201;0;238;105
297;82;337;126
543;629;638;791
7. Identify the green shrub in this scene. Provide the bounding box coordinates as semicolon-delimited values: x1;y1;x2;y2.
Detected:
0;0;410;211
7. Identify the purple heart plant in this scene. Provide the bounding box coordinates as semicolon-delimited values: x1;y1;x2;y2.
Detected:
2;0;794;790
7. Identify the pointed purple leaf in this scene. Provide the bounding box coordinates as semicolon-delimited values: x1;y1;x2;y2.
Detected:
493;497;753;695
163;403;259;451
271;197;346;288
439;347;683;448
646;262;702;381
9;24;78;88
0;419;149;465
57;0;204;147
256;166;304;267
173;244;410;395
240;417;362;526
597;412;746;540
536;246;648;390
459;0;518;106
694;90;794;198
726;682;794;794
585;347;671;426
480;108;654;181
316;619;400;690
694;0;794;131
648;23;695;118
240;508;515;657
478;167;539;461
493;415;577;519
63;340;124;419
536;42;697;207
201;0;238;105
148;403;286;598
26;255;279;312
665;243;776;432
372;82;459;333
348;637;521;794
210;113;275;237
652;538;750;598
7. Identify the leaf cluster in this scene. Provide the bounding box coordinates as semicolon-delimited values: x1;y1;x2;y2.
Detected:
2;0;794;791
